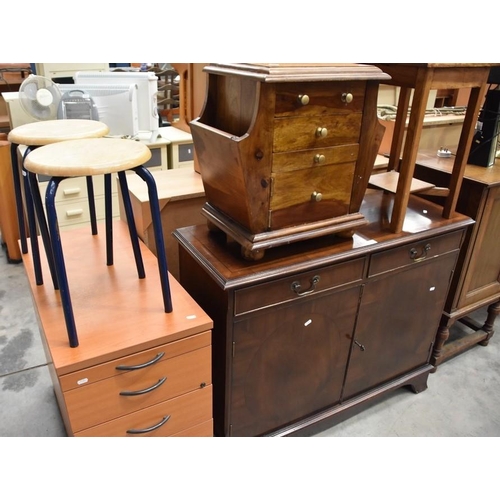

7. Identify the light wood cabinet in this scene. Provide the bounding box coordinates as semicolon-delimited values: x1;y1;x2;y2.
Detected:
22;221;214;436
174;190;472;436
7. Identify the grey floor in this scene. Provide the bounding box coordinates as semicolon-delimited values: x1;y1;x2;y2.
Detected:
1;232;499;438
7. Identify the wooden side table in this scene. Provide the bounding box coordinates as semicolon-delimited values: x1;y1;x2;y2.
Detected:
369;63;494;233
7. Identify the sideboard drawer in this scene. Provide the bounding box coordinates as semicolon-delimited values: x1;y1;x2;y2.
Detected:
274;81;366;117
65;345;212;433
75;386;213;437
368;231;464;278
234;258;365;316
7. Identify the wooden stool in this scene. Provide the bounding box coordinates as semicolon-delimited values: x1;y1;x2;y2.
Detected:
24;137;173;348
8;119;110;287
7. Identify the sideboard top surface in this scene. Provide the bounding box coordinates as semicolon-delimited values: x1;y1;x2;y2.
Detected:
174;190;472;289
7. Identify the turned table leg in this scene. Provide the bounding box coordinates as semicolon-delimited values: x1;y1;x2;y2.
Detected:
479;299;500;346
430;318;451;372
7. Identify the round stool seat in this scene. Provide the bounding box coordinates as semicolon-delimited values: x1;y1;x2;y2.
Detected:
8;119;110;146
24;138;152;177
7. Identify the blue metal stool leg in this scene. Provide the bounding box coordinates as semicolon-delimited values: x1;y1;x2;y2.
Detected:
133;166;173;313
27;170;59;290
46;176;79;348
10;142;28;254
117;171;145;279
104;173;114;266
86;176;98;235
23;167;43;285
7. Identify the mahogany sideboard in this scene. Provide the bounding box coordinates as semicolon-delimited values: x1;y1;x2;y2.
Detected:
174;190;472;437
414;151;500;368
23;221;214;437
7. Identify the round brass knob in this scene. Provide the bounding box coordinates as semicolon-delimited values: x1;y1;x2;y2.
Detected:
311;191;323;202
342;92;353;104
314;154;326;164
316;127;328;138
297;94;310;106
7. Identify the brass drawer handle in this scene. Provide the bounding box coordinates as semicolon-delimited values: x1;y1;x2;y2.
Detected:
316;127;328;138
297;94;310;106
126;415;171;434
409;243;431;262
314;154;326;164
291;275;320;296
115;352;165;371
119;377;167;396
311;191;323;202
341;92;353;104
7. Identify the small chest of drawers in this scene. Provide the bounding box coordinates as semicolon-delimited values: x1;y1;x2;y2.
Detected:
190;63;390;260
23;220;214;437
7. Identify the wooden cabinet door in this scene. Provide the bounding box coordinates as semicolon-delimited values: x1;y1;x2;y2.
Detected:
229;286;361;437
343;252;458;400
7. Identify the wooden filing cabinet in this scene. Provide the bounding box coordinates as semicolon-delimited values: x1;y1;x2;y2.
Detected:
22;220;214;437
414;151;500;367
190;63;390;260
174;190;472;437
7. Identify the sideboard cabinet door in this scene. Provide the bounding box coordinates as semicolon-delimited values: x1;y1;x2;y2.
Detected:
230;286;362;437
343;250;459;400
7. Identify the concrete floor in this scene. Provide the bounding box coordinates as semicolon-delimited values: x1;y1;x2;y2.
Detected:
1;234;499;438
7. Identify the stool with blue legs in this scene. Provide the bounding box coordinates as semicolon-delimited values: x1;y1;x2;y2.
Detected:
7;119;110;288
24;137;173;348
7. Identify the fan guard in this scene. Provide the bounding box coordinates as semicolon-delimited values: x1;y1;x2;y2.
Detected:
19;75;62;121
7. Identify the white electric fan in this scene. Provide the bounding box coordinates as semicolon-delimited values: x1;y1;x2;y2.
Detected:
18;74;63;121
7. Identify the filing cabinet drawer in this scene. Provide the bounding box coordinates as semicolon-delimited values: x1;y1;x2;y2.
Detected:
38;174;118;202
274;80;366;117
234;257;365;316
59;331;211;391
368;230;464;277
75;386;213;437
273;113;362;153
64;345;212;433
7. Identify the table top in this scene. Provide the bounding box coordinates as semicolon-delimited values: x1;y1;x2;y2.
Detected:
416;150;500;187
24;137;152;176
127;167;205;204
8;119;109;145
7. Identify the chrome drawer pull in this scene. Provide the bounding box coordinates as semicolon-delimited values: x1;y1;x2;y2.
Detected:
409;243;431;262
291;275;320;296
115;352;165;371
126;415;171;434
119;377;167;396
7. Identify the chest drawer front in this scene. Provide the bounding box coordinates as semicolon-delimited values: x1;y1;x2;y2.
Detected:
234;257;365;316
59;331;211;392
274;81;366;117
272;113;362;153
272;144;359;174
65;346;212;433
368;231;464;278
270;162;355;213
75;386;213;437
